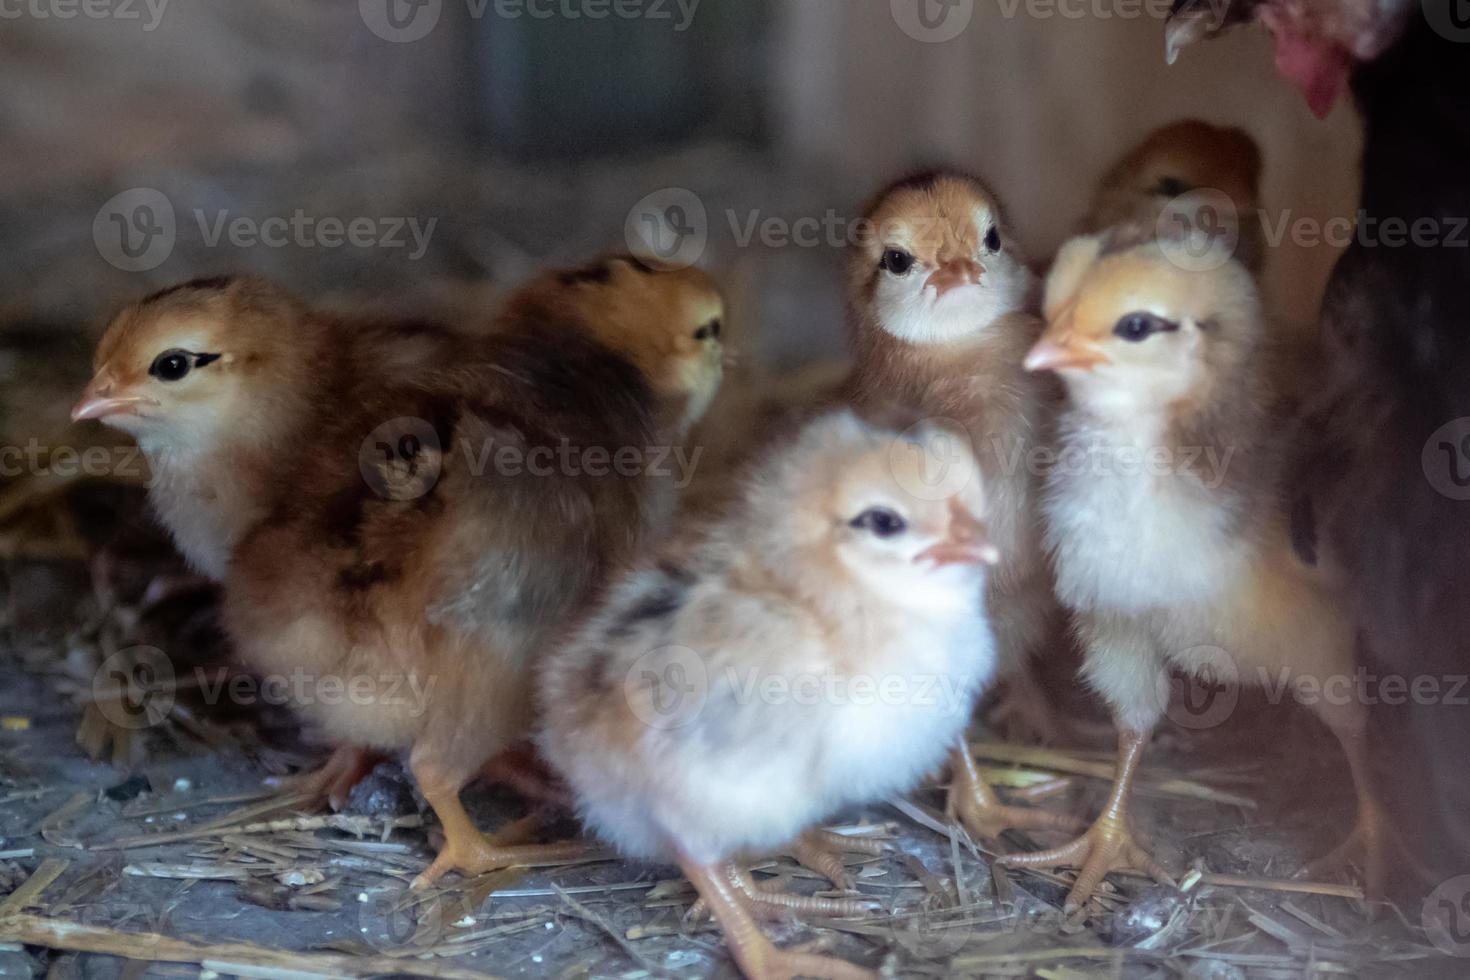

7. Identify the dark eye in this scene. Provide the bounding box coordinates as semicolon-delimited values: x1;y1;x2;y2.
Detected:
149;350;192;382
983;227;1001;252
1113;313;1177;342
693;318;720;341
850;507;907;538
1156;176;1191;198
880;249;915;275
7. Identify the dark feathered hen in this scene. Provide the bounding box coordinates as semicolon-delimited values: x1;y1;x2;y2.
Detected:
1167;0;1470;895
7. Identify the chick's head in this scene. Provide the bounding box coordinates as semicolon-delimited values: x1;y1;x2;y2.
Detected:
1087;120;1261;231
848;171;1032;346
1026;230;1263;417
73;276;310;454
751;411;998;612
511;255;725;433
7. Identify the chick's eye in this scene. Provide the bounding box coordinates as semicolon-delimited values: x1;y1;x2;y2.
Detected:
880;249;915;275
1156;176;1191;198
149;350;192;382
983;227;1001;252
850;507;907;538
1113;313;1175;343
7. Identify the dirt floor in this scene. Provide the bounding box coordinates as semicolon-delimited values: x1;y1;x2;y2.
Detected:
0;496;1460;979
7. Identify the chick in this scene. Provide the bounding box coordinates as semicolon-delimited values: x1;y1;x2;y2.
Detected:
1079;120;1264;275
841;171;1077;839
76;261;724;886
540;409;999;980
1008;226;1383;909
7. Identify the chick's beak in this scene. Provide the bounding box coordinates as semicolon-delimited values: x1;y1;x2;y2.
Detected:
1023;322;1109;373
71;377;153;423
916;502;1001;567
925;258;984;299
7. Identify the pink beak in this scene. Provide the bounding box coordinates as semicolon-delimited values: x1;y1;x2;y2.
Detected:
916;502;1000;567
925;258;984;299
71;378;152;422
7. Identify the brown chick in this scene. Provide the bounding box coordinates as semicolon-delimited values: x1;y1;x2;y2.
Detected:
1008;227;1383;910
841;171;1079;841
75;262;724;887
1079;120;1264;275
541;409;1001;980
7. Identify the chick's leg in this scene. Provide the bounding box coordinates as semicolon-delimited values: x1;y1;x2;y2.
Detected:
1302;694;1387;898
984;663;1068;745
947;740;1084;840
477;742;572;808
680;856;875;980
996;728;1172;912
409;750;588;891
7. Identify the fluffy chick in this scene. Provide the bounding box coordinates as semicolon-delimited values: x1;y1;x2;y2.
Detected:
1009;228;1383;909
76;261;723;886
1079;120;1264;275
841;171;1077;839
540;409;998;980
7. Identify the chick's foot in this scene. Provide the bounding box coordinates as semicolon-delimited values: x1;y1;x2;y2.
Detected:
681;858;876;980
947;743;1083;840
1302;797;1388;901
688;862;881;924
996;813;1172;912
268;745;381;812
410;829;588;892
787;829;889;890
409;754;590;891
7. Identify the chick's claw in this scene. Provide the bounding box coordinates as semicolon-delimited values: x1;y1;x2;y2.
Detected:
788;829;889;891
947;743;1084;840
1301;804;1388;902
267;744;381;812
682;859;876;980
410;833;588;892
687;863;880;924
996;815;1173;913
